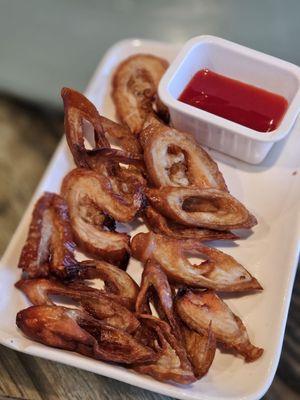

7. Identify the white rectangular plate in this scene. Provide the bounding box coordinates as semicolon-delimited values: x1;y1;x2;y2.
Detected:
1;39;300;400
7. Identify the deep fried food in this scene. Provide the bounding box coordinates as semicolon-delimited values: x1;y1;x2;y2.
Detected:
131;232;262;292
182;324;216;379
61;87;110;168
134;315;196;384
15;277;139;333
112;54;169;135
99;115;142;155
143;205;238;241
146;187;257;230
140;116;227;189
18;192;78;279
61;168;136;267
77;259;139;309
136;260;180;338
175;290;263;362
16;305;156;364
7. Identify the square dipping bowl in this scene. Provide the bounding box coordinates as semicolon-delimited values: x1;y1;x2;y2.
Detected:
158;35;300;164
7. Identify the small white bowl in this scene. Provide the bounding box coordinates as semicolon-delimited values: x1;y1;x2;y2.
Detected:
159;35;300;164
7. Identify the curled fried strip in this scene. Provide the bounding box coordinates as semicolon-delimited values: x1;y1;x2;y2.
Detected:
61;168;133;267
140;116;227;190
61;87;110;168
112;54;169;135
131;232;262;292
147;187;257;231
182;324;216;379
17;305;156;364
18;192;78;279
136;260;181;338
175;290;263;362
99;115;142;155
15;278;139;333
78;260;139;310
143;205;238;242
134;315;196;384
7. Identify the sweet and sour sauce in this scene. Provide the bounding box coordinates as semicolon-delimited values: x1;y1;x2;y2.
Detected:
179;69;288;133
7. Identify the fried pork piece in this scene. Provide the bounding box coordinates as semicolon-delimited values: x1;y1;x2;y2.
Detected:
136;260;181;338
175;290;263;362
61;168;136;267
61;87;110;168
18;192;78;279
112;54;169;135
182;324;216;379
99;115;142;156
131;232;262;292
16;305;156;364
143;205;238;241
140;116;227;190
16;277;139;333
77;259;139;310
133;315;196;384
146;186;257;231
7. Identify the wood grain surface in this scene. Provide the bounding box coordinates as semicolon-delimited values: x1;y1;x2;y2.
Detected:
0;95;299;400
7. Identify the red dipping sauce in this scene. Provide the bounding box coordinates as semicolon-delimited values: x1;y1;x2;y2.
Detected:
178;69;288;132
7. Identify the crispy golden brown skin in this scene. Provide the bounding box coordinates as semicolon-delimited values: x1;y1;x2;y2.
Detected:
136;260;181;338
15;277;139;333
140;116;228;189
175;290;263;362
18;192;78;279
99;115;142;156
134;315;196;384
182;324;216;379
131;232;262;292
112;54;169;135
143;205;238;242
61;168;136;267
16;305;156;364
146;186;257;231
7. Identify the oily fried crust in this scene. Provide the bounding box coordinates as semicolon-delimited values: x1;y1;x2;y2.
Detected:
18;192;78;279
16;278;139;333
133;315;196;384
143;205;238;241
146;187;257;231
77;259;139;309
16;305;156;365
112;54;169;135
99;115;142;156
136;260;181;338
182;324;216;379
61;87;110;168
140;116;228;190
131;232;262;292
175;290;263;362
61;168;134;267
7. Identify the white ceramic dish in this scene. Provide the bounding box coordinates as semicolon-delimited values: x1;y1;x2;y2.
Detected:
0;38;300;400
159;35;300;164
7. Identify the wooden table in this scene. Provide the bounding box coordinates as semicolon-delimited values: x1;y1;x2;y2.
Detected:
0;95;299;400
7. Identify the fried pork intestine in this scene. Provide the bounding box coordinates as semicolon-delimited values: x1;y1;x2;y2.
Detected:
146;186;257;231
18;192;78;279
143;205;238;241
175;289;263;362
16;305;156;365
112;54;169;135
140;116;227;190
16;277;139;333
131;232;262;292
134;315;196;384
61;168;140;267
